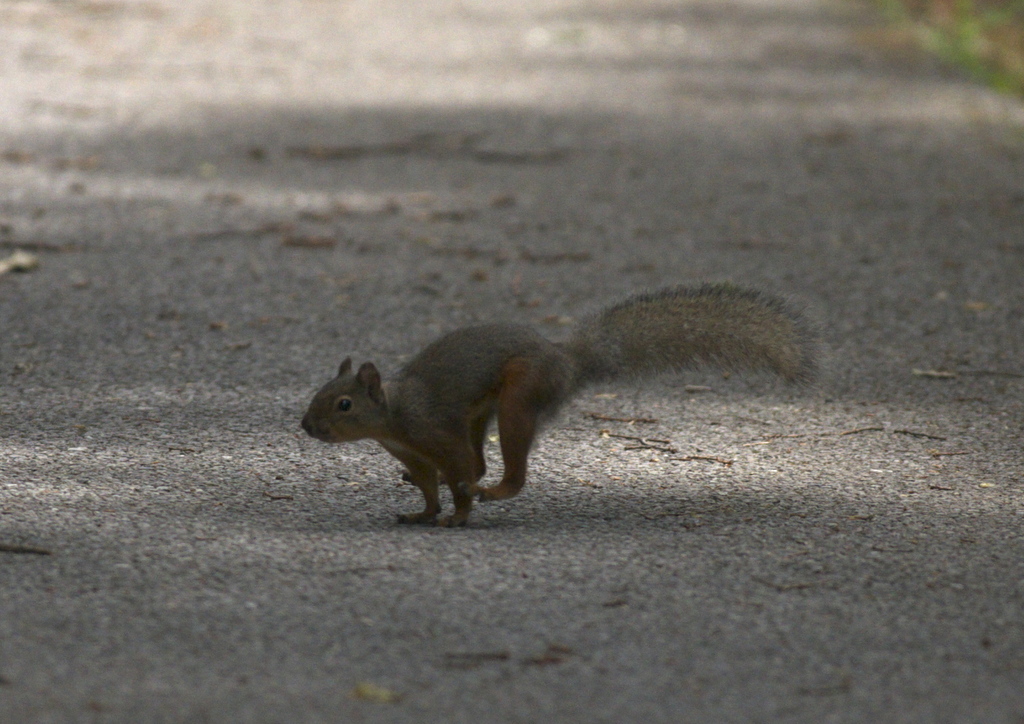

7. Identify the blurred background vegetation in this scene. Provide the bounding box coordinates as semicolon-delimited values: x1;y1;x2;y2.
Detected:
879;0;1024;95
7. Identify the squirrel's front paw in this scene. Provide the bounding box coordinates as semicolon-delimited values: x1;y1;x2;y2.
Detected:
397;511;437;525
476;485;509;502
436;514;468;528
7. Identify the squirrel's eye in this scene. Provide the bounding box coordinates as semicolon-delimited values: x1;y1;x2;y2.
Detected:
337;398;352;412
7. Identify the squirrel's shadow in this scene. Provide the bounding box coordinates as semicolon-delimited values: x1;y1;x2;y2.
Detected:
294;480;864;534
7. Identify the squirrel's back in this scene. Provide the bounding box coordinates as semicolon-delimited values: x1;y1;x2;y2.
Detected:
394;324;575;426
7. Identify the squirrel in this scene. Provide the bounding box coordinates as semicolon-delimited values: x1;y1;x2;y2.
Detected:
301;283;817;527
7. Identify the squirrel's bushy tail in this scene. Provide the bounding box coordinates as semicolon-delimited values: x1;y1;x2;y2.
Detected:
564;283;817;390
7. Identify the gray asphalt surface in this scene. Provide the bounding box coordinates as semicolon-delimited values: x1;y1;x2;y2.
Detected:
1;0;1023;721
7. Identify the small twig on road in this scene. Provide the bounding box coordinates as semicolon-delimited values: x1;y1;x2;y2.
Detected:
334;565;401;575
893;429;946;441
929;450;970;458
624;443;678;453
586;412;659;424
837;426;886;436
745;426;938;446
752;576;816;592
0;543;52;555
261;491;294;501
603;431;678;453
602;432;671;445
671;455;734;466
522;644;574;667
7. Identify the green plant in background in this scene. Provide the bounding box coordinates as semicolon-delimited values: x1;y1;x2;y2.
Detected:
879;0;1024;96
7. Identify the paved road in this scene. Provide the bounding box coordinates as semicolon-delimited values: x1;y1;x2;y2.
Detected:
1;0;1023;721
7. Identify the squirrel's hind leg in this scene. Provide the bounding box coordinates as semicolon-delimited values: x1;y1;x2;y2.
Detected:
477;358;543;503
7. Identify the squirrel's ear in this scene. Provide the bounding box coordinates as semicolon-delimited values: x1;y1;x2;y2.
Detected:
337;357;352;377
356;362;384;404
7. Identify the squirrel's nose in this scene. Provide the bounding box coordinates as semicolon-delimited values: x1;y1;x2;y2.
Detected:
301;414;313;436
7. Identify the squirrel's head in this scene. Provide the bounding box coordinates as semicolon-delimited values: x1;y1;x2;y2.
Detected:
301;357;388;442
